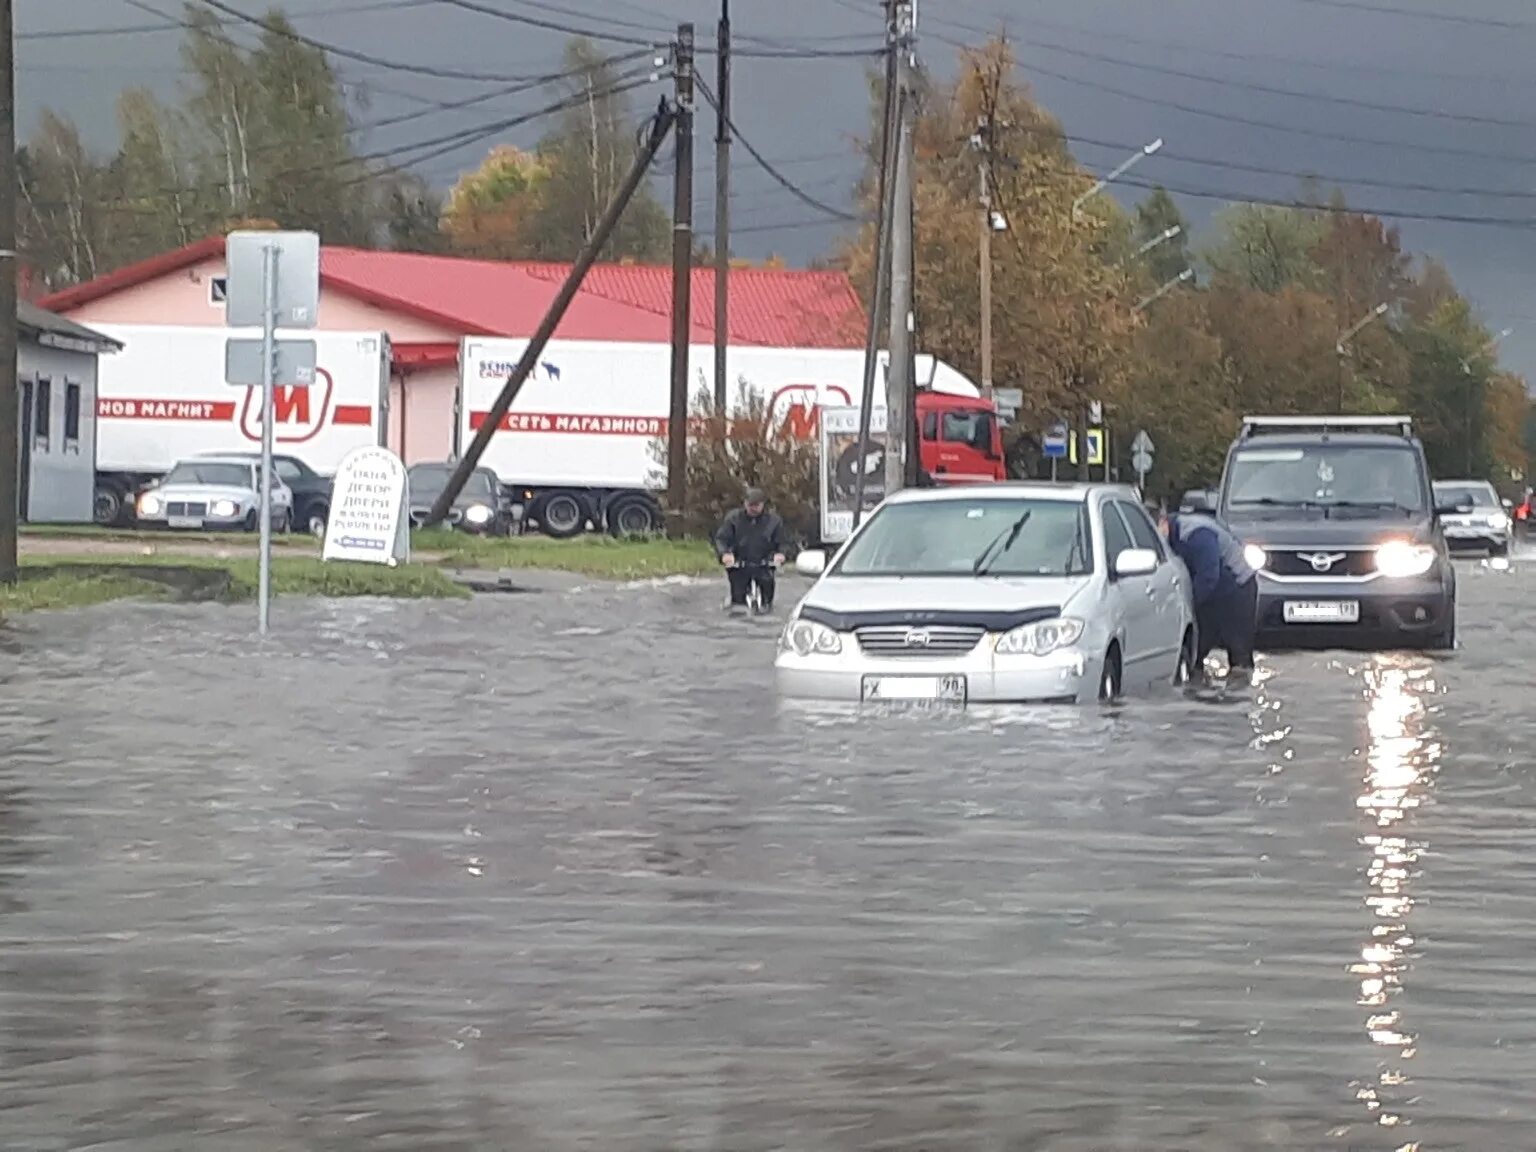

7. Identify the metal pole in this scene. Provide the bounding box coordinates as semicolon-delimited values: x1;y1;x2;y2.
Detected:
979;162;993;397
712;1;730;414
883;0;914;497
0;0;17;585
258;243;276;634
851;15;899;531
424;105;677;524
666;23;695;531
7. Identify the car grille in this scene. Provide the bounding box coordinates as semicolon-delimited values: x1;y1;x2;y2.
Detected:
1263;548;1377;577
166;502;207;516
855;624;985;657
409;507;462;526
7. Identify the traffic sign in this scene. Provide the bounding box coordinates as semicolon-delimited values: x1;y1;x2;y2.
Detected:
1131;429;1154;454
1071;428;1105;466
1088;400;1103;424
1131;447;1153;474
1043;421;1069;459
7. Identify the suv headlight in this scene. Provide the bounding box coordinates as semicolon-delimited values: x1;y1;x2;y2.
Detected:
211;499;238;517
1375;540;1436;578
996;617;1085;656
1243;544;1267;570
463;504;493;525
138;494;161;516
1489;511;1510;530
780;618;842;656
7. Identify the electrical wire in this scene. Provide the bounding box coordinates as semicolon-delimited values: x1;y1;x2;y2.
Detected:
21;0;432;38
1284;0;1536;28
694;78;860;223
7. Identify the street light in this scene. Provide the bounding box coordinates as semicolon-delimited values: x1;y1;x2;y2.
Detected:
1134;224;1181;258
1073;137;1162;220
1133;268;1192;314
1334;302;1389;413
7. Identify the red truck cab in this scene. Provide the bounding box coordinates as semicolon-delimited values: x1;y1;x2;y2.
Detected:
917;390;1007;482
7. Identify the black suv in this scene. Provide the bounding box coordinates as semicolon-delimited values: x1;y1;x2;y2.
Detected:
1193;416;1458;651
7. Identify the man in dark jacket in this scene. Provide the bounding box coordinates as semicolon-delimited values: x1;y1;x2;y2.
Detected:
1159;511;1259;673
715;487;787;610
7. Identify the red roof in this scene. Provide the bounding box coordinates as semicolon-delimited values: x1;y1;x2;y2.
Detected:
39;237;866;349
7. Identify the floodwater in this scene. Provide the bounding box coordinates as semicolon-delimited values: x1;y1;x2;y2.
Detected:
2;559;1535;1150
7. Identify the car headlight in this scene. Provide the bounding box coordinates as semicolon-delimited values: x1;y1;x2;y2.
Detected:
780;618;842;656
995;616;1085;656
1375;539;1436;578
211;499;238;517
138;494;161;516
1243;543;1267;570
1489;512;1510;530
463;504;493;525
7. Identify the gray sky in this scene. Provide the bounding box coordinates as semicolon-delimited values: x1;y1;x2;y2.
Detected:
21;0;1536;385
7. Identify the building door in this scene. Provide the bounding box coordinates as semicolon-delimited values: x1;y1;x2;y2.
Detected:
18;379;31;522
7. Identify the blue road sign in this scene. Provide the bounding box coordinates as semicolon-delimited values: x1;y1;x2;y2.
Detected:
1043;422;1069;458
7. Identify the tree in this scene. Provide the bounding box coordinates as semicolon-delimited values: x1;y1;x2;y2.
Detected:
1200;204;1326;293
1132;186;1190;286
441;146;547;258
379;173;448;254
16;111;109;287
107;89;204;265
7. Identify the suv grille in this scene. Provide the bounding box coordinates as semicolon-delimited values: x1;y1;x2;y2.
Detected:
1264;548;1377;577
855;624;985;657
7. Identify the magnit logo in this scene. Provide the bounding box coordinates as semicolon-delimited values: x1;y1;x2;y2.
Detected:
769;383;853;441
238;368;335;443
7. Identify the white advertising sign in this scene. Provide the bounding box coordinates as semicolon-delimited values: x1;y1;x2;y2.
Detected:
322;445;410;566
819;405;887;543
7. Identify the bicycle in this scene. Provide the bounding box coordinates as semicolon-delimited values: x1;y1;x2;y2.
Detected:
727;559;779;616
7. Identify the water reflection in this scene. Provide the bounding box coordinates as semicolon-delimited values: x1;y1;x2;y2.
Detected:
1350;656;1441;1143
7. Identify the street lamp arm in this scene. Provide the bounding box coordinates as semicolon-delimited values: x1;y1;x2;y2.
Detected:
1073;137;1162;217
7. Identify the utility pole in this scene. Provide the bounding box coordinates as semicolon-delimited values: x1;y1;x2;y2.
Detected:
666;24;695;530
0;0;17;585
712;1;730;414
883;0;915;497
973;113;996;399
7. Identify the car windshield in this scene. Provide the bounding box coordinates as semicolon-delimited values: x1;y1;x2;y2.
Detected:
1225;444;1425;514
832;498;1092;577
408;466;493;498
164;462;251;487
1433;482;1495;508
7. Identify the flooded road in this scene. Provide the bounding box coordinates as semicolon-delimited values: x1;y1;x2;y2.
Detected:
2;559;1535;1149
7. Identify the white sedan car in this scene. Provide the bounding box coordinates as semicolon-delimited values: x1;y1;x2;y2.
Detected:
136;456;294;532
777;483;1198;704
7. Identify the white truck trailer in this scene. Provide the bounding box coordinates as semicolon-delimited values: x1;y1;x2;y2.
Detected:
455;337;986;537
87;323;391;524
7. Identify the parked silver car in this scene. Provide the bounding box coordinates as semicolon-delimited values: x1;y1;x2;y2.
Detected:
1432;479;1511;556
136;456;294;532
777;484;1198;704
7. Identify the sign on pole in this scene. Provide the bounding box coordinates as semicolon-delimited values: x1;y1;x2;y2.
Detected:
323;445;410;565
1131;428;1155;489
225;230;320;635
224;338;317;387
1088;399;1103;425
820;404;886;543
1042;421;1068;459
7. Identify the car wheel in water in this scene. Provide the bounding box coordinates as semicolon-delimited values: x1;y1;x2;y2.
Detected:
1098;646;1121;702
307;504;328;537
1426;605;1456;651
1491;540;1509;558
537;492;585;539
1173;630;1196;686
276;509;292;534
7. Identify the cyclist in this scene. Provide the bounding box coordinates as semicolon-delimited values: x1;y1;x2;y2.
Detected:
715;487;786;611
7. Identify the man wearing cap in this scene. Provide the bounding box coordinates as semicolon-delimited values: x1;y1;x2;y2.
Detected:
714;487;787;611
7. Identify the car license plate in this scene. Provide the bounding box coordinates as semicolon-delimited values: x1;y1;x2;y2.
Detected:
861;675;967;702
167;516;201;529
1283;600;1360;624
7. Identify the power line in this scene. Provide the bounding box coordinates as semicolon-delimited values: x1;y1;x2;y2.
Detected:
1284;0;1536;28
20;0;432;38
694;77;859;222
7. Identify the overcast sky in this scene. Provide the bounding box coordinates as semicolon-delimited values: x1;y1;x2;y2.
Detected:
21;0;1536;386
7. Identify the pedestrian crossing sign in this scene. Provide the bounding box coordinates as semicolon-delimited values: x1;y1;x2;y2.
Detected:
1068;429;1105;466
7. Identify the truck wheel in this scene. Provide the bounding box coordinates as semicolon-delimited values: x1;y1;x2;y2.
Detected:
537;492;586;539
306;503;329;537
94;485;125;526
607;496;659;537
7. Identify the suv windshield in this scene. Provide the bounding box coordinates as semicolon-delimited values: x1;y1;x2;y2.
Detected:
832;498;1092;577
1433;481;1496;508
164;462;252;487
1224;443;1426;515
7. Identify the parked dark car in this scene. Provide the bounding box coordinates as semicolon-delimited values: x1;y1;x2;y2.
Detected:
406;463;514;535
207;452;334;536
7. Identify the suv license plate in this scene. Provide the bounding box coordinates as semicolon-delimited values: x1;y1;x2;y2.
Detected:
862;675;967;702
167;516;201;529
1283;600;1360;624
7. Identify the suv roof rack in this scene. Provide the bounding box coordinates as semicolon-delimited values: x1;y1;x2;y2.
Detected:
1238;415;1413;440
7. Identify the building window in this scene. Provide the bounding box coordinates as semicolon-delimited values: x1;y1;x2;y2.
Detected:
64;380;81;451
210;276;228;305
33;377;52;453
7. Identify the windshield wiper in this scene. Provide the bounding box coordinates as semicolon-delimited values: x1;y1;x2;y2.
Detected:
972;510;1032;575
1319;500;1417;516
1229;497;1323;510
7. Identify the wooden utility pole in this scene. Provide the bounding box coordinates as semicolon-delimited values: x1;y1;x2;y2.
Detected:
666;23;695;528
975;116;994;399
0;0;17;584
712;1;730;414
882;0;915;497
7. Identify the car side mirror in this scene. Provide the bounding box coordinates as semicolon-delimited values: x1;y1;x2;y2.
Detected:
1113;548;1159;578
795;550;826;576
1503;498;1514;509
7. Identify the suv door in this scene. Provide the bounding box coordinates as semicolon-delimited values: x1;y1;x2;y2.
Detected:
1099;498;1157;682
1114;499;1185;664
